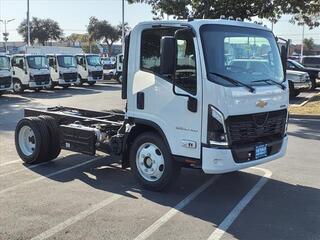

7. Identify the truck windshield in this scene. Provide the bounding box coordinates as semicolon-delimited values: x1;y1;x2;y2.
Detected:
201;24;284;87
27;56;48;69
57;55;76;68
0;56;10;70
86;55;101;67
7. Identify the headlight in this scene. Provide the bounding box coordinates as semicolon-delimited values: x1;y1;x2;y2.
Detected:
207;106;228;146
29;74;35;81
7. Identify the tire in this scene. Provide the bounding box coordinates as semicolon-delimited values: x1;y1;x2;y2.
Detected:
117;75;123;84
88;81;96;86
310;77;316;90
12;79;24;94
129;132;180;191
289;81;297;99
35;88;41;92
38;115;61;161
75;76;84;86
15;117;50;164
62;85;70;89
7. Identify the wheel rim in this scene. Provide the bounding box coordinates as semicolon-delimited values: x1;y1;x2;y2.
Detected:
18;126;36;156
13;82;21;92
136;142;165;182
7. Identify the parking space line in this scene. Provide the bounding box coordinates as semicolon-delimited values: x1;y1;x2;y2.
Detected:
0;156;104;195
207;167;272;240
31;193;123;240
0;160;22;167
134;176;219;240
0;155;72;178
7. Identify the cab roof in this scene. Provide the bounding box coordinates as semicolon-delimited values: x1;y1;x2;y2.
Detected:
135;19;271;32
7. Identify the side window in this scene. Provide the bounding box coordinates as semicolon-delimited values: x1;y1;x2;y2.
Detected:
13;57;24;69
140;28;197;95
175;31;197;95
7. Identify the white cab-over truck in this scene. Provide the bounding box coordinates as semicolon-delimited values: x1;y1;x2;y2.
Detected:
75;54;103;86
14;19;289;191
47;54;79;89
101;57;116;80
0;54;12;96
11;54;51;93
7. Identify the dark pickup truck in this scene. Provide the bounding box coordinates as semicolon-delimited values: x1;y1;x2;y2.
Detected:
287;59;320;90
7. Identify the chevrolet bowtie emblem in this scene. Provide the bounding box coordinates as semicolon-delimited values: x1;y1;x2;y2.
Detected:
256;100;268;108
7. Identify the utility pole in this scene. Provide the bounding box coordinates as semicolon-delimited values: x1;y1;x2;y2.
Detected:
27;0;31;46
0;19;15;53
121;0;125;53
301;24;305;57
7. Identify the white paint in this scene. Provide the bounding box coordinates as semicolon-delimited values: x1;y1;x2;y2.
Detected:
31;193;123;240
207;167;272;240
290;118;320;122
0;160;22;167
134;176;218;240
0;154;74;178
0;156;104;195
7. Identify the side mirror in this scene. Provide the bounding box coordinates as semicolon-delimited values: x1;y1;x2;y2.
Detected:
160;36;177;75
49;59;54;67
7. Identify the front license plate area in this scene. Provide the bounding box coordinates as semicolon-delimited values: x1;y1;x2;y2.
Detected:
255;144;267;159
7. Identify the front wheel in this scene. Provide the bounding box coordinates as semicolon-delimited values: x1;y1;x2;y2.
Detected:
129;132;180;191
88;81;96;86
13;80;24;94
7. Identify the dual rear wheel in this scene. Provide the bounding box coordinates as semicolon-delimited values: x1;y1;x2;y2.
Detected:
15;116;61;164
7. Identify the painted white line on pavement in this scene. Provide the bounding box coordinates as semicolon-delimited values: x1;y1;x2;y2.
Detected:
31;193;123;240
207;167;272;240
290;118;320;122
0;156;104;195
0;160;22;167
0;154;72;178
134;176;219;240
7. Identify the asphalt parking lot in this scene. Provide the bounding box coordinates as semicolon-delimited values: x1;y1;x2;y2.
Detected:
0;83;319;240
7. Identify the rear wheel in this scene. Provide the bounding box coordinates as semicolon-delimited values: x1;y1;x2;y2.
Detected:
88;81;96;86
15;117;50;164
310;77;317;90
289;81;298;99
129;132;180;191
38;115;61;160
13;80;24;94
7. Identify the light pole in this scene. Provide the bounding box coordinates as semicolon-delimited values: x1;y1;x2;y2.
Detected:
301;24;305;57
0;18;15;53
121;0;125;53
27;0;31;46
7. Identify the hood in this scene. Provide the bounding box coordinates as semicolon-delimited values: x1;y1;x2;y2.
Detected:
206;83;288;118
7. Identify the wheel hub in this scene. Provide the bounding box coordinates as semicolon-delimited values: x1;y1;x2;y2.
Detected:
18;126;36;156
136;143;165;182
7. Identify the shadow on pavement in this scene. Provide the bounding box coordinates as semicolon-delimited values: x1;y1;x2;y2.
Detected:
288;119;320;141
25;154;320;240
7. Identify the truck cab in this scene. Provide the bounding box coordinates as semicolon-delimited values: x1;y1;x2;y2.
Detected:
11;54;50;93
75;54;103;86
101;57;116;80
0;54;12;96
47;54;79;89
14;19;290;191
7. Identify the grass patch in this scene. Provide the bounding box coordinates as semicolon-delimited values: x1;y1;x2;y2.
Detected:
290;95;320;115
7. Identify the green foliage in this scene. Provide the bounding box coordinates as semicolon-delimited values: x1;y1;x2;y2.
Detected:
82;42;100;54
87;17;130;55
17;17;63;45
128;0;320;28
303;38;315;51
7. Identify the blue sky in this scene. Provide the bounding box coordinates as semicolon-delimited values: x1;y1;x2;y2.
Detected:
0;0;319;44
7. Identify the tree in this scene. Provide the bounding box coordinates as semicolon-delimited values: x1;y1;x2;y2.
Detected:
128;0;320;28
17;17;63;45
87;17;129;55
303;38;315;51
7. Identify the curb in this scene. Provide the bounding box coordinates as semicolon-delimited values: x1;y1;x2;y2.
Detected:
289;114;320;120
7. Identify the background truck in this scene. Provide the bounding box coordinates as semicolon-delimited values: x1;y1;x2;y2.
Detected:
15;19;289;191
0;54;12;96
11;54;51;93
75;54;103;86
47;54;79;89
101;57;116;80
115;53;123;83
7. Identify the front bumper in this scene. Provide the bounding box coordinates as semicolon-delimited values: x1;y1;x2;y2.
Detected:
88;76;103;82
58;78;79;85
202;136;288;174
293;82;311;90
29;81;50;88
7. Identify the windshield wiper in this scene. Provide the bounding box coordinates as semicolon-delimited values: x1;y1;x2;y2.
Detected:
209;72;256;93
253;79;286;90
